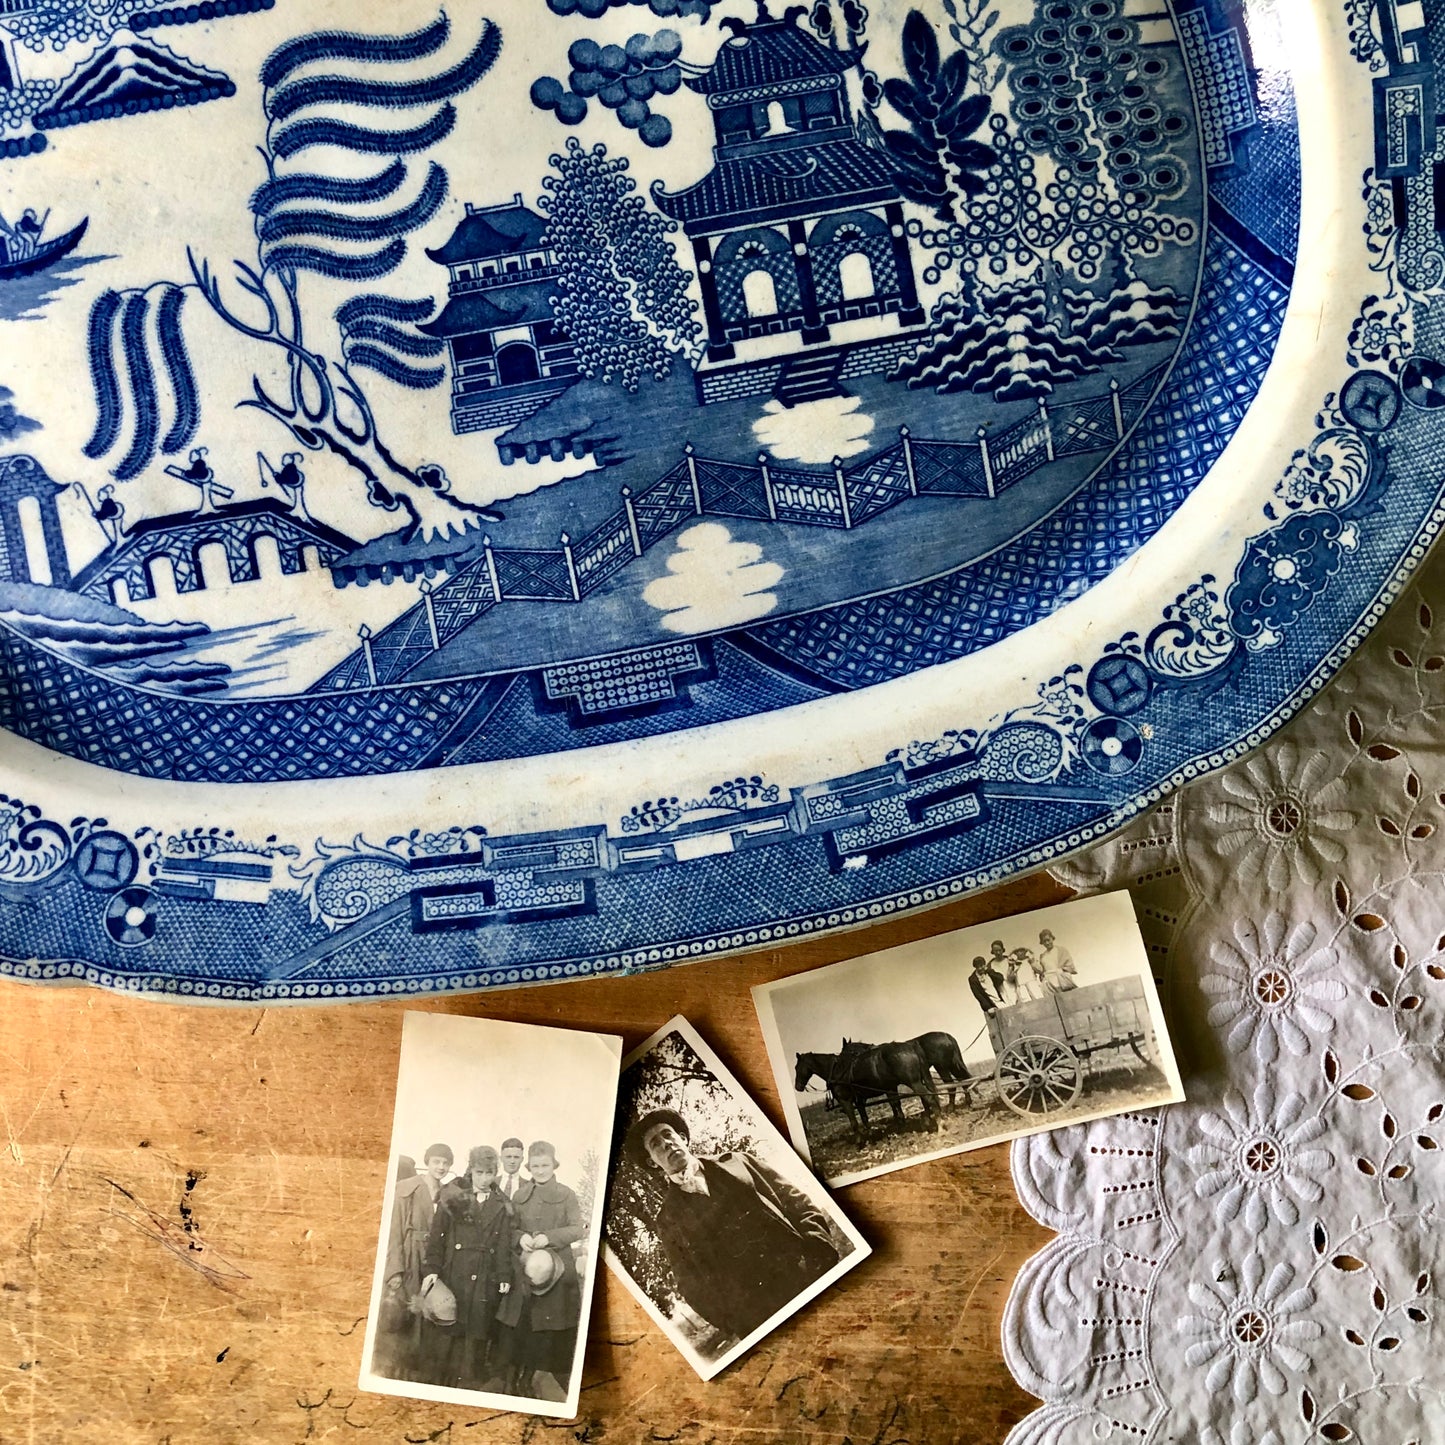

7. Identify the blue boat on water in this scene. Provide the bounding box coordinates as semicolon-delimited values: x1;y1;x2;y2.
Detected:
0;214;88;281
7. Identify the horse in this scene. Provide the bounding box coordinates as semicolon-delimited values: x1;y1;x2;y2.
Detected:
796;1037;951;1144
833;1041;909;1129
841;1031;975;1111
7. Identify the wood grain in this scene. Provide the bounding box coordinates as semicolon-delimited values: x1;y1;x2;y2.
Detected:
0;876;1064;1445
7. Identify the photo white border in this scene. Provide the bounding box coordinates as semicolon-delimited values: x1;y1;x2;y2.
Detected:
752;892;1186;1187
357;1011;623;1419
602;1015;871;1381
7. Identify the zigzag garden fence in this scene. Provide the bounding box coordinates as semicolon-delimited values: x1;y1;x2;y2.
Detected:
313;365;1167;692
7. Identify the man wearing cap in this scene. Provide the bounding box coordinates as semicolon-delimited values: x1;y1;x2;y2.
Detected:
497;1137;527;1202
626;1108;841;1344
383;1143;453;1380
421;1145;515;1390
496;1141;585;1396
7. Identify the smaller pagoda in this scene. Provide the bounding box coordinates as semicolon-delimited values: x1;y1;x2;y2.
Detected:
420;196;580;435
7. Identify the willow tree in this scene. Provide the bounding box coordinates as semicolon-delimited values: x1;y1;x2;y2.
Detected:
84;14;503;526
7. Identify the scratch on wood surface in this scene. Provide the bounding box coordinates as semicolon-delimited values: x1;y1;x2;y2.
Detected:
0;1041;83;1172
620;1380;661;1417
250;1010;266;1036
867;1398;906;1445
103;1176;249;1292
945;1248;1005;1353
404;1424;455;1444
47;1143;74;1190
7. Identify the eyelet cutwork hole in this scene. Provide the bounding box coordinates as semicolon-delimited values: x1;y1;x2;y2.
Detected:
1253;969;1292;1007
1231;1308;1270;1348
1241;1136;1282;1176
1263;796;1303;836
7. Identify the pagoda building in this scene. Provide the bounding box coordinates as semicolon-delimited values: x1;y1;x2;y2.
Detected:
653;4;924;405
420;196;580;434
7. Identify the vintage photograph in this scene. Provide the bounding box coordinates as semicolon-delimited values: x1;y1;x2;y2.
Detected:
753;892;1185;1187
359;1011;622;1417
603;1017;870;1380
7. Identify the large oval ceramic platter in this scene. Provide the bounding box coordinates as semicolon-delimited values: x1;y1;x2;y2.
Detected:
0;0;1434;1000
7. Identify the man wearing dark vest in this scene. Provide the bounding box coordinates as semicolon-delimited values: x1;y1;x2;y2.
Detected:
625;1108;840;1343
969;953;1009;1017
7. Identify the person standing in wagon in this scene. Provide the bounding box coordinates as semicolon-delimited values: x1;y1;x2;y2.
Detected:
496;1140;585;1398
1037;929;1079;992
1006;945;1047;1003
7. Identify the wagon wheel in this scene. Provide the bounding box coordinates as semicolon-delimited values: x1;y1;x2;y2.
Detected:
995;1035;1084;1117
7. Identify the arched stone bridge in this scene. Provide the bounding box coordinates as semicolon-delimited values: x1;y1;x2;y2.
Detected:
70;498;358;605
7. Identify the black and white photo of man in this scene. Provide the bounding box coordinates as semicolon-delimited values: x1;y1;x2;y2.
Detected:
605;1018;868;1380
969;952;1009;1016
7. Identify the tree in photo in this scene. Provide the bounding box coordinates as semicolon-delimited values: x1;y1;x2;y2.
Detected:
875;4;1195;400
605;1032;758;1319
538;137;702;391
82;14;505;536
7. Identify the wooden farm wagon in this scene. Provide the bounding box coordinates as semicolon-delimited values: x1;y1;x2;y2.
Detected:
986;976;1158;1117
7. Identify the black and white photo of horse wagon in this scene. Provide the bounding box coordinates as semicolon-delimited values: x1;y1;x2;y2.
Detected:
755;893;1185;1187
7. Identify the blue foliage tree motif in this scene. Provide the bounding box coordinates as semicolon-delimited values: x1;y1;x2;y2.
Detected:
539;138;702;390
3;0;151;52
878;2;1196;400
530;4;866;148
0;386;42;443
531;30;683;147
545;0;713;21
807;0;869;48
82;13;501;529
872;10;996;221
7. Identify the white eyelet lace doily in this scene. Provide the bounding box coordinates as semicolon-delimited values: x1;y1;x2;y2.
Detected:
1003;555;1445;1444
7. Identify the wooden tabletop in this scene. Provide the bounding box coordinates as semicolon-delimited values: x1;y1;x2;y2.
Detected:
0;874;1065;1445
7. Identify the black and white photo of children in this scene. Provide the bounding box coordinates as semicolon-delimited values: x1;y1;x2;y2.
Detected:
359;1012;621;1418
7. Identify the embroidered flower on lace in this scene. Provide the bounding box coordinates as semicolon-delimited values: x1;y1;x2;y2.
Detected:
1188;1077;1334;1230
1179;1253;1322;1404
1206;741;1357;888
1200;913;1347;1063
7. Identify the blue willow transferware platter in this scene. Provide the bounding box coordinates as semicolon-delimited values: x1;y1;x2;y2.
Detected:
0;0;1433;1000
